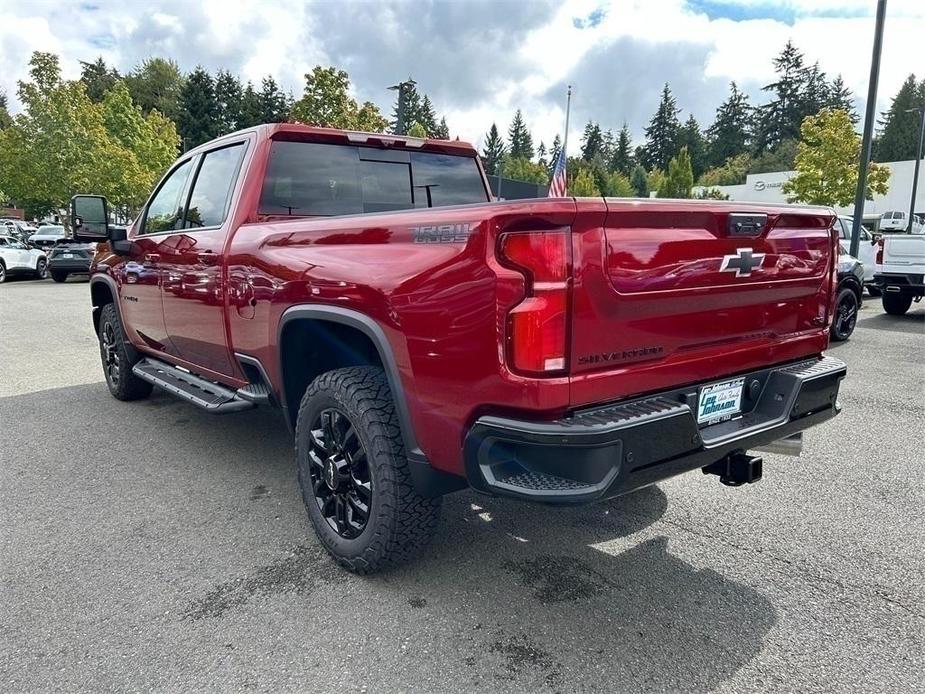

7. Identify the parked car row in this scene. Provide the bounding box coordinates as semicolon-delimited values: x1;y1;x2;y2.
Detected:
0;233;94;283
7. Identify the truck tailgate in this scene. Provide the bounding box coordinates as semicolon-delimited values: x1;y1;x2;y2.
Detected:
569;199;836;408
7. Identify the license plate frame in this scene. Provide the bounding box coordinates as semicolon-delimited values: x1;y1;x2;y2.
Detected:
61;253;74;259
697;377;745;426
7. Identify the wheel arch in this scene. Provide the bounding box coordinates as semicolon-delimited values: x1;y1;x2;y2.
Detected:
90;274;119;335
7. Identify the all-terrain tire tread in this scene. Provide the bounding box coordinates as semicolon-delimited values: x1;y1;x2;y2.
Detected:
99;303;153;401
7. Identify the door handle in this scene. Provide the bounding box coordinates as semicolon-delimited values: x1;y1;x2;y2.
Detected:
197;251;219;266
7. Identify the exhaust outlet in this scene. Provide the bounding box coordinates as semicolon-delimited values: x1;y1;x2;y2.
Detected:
754;433;803;457
703;452;763;487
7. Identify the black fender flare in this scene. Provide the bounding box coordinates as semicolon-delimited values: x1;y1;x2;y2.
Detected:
89;274;140;361
278;305;466;497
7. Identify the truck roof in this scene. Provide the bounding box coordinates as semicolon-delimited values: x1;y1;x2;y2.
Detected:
186;123;478;159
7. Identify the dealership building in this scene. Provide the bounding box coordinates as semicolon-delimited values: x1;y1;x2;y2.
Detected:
696;159;924;217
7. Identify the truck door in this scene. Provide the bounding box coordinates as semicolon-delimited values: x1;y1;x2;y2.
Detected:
119;157;196;352
159;141;247;379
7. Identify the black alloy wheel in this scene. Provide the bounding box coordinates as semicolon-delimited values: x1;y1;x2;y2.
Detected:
307;407;372;539
831;287;858;341
100;320;121;386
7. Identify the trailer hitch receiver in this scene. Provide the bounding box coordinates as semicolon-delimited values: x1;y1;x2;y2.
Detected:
703;452;763;487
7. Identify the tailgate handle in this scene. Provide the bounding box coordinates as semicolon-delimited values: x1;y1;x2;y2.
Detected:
728;213;767;237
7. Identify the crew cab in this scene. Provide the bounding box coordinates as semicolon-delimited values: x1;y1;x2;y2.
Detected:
874;232;925;315
71;124;846;573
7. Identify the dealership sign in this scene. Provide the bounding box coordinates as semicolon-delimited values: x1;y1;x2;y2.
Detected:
753;180;784;191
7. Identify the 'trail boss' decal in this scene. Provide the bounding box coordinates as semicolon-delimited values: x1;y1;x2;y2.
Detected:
411;223;474;243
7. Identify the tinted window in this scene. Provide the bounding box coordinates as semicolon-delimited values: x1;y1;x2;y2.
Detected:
143;159;194;234
0;237;7;246
185;143;246;228
259;141;487;217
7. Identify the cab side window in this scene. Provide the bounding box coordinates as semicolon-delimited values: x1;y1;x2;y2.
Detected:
142;159;194;235
184;143;246;229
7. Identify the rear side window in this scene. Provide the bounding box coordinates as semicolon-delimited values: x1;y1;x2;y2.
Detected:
185;143;246;229
259;141;487;217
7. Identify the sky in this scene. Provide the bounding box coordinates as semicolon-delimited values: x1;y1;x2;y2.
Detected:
1;0;922;153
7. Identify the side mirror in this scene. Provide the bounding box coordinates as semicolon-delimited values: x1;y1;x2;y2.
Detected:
70;195;109;242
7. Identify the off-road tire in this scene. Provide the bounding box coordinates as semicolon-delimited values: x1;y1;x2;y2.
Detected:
51;271;68;283
882;292;912;316
35;258;47;279
98;303;153;401
295;366;441;574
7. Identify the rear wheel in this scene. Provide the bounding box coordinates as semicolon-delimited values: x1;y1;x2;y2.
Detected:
51;271;68;283
0;262;5;283
98;303;153;401
830;287;858;341
34;258;47;279
882;292;912;316
295;366;441;574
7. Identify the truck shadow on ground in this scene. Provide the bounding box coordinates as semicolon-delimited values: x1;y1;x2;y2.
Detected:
3;384;777;693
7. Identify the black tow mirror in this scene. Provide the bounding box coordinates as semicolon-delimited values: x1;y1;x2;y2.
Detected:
70;195;109;242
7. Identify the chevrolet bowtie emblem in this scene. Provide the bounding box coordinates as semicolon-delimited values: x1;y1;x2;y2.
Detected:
720;248;766;277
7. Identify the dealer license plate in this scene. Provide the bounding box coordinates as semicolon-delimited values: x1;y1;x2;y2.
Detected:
697;377;745;425
61;253;74;258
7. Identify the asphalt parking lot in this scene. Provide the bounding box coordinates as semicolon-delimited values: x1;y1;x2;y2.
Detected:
1;277;923;693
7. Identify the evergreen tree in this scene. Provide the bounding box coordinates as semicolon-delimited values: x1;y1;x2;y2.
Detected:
79;57;120;102
124;57;184;121
238;82;263;128
214;70;243;134
754;41;811;152
258;76;290;123
630;164;649;197
706;82;752;167
677;115;707;180
0;90;12;129
610;123;633;175
580;120;604;162
434;116;450;139
876;74;924;162
536;141;548;170
507;109;534;160
548;134;562;174
825;74;857;123
419;95;438;136
176;67;218;150
643;83;681;171
481;123;505;175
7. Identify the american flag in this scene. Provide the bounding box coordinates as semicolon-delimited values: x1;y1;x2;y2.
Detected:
547;147;567;197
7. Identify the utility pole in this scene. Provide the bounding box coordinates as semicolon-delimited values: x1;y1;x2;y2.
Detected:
388;78;416;135
850;0;887;258
904;105;925;232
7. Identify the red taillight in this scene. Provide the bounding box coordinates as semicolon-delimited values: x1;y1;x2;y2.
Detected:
875;238;884;265
499;230;570;374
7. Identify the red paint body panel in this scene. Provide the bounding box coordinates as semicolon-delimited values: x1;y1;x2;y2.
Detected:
92;124;838;479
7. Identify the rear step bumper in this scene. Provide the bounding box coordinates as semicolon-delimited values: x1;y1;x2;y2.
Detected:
133;358;255;414
463;356;846;504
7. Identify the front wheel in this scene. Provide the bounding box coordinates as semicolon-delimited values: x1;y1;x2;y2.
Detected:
35;258;47;279
295;366;441;574
830;287;859;341
882;292;912;316
98;303;153;401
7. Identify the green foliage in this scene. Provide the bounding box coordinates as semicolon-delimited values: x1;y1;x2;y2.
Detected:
657;146;694;198
290;66;387;132
782;108;890;207
706;82;751;168
176;67;217;150
610;124;633;175
124;58;184;121
238;82;263;129
407;121;427;138
693;187;730;200
214;70;243;135
481;123;505;175
749;138;798;174
507;109;534;160
536;141;548;170
580;121;604;161
501;155;548;185
258;76;291;124
697;152;751;186
434;117;450;140
0;51;178;220
0;90;11;129
678;114;707;180
876;74;925;162
630;165;649;197
569;167;598;196
79;57;120;103
643;83;680;171
602;171;634;197
547;134;562;175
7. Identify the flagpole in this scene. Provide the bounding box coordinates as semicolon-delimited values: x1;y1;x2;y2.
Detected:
563;85;572;158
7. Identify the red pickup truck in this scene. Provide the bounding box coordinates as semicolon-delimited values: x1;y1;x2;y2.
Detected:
71;123;846;573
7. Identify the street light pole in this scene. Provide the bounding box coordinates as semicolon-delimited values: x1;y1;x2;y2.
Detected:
904;105;925;232
387;78;417;135
850;0;887;258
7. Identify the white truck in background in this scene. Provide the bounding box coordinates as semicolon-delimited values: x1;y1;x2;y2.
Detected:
874;232;925;315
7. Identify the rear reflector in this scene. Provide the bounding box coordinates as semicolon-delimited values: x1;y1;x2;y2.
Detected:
499;230;570;375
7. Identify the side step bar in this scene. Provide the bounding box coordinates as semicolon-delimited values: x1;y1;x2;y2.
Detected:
132;358;255;414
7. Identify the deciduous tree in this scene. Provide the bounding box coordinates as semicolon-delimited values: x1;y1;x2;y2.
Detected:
290;66;387;132
657;146;694;198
